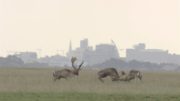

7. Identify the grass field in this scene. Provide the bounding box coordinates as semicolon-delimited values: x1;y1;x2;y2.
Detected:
0;68;180;101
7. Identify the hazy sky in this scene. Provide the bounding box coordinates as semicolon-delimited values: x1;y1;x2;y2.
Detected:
0;0;179;57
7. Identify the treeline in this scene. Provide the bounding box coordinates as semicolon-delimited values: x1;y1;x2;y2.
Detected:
93;58;180;71
0;55;180;71
0;55;48;68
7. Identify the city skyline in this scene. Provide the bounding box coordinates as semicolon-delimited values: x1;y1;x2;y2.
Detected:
0;0;180;57
0;39;179;58
0;40;179;69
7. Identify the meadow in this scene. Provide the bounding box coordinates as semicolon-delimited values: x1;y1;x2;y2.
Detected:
0;68;180;101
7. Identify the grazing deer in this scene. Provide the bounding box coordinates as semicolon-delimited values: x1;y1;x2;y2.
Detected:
53;57;84;81
97;68;120;82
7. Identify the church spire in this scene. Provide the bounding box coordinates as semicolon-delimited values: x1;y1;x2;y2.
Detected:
69;40;72;52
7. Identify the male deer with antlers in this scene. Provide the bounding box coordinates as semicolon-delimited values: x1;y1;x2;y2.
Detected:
53;57;84;81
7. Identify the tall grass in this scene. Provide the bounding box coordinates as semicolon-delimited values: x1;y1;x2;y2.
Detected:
0;68;180;95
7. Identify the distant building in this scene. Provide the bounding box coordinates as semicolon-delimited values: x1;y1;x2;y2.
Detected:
67;39;120;65
80;39;88;49
126;43;180;65
15;52;37;63
38;55;69;67
67;38;93;60
94;44;119;63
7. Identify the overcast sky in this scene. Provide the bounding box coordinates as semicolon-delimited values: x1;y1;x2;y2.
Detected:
0;0;179;57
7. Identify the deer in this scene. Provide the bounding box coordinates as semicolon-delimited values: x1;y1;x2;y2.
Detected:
97;68;120;82
128;69;142;80
119;69;142;82
53;57;84;81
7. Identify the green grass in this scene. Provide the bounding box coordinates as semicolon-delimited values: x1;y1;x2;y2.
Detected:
0;92;180;101
0;68;180;101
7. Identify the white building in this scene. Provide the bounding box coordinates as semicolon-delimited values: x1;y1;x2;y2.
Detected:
126;43;180;64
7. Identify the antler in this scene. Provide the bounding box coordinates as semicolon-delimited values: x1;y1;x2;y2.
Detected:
71;57;77;69
71;57;84;70
78;61;84;70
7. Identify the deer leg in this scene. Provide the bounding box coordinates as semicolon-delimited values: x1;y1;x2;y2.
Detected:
138;75;142;81
60;76;68;80
63;77;68;80
54;76;62;81
53;77;60;82
98;77;104;83
111;75;119;81
53;78;57;81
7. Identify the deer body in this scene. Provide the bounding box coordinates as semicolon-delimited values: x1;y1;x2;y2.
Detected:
97;68;120;82
53;69;75;80
119;70;142;82
53;57;84;81
129;70;142;80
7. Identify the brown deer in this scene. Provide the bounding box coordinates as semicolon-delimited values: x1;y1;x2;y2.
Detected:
97;68;120;82
119;70;142;82
53;57;84;81
129;69;142;80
